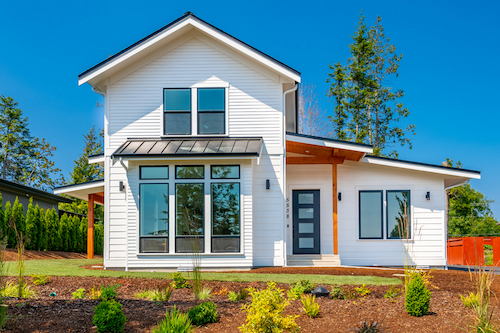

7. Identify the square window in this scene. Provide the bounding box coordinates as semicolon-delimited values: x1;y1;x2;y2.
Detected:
198;112;225;134
198;88;225;111
211;165;240;179
164;113;191;135
175;166;204;179
164;89;191;111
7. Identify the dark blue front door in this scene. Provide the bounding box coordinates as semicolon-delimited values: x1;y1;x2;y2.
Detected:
292;190;320;254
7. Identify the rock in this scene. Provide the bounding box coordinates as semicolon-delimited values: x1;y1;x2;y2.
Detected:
311;286;329;297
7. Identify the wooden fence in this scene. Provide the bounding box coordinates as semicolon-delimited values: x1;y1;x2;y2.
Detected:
447;237;500;266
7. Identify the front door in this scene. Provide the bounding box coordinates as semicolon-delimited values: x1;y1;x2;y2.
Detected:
292;190;320;254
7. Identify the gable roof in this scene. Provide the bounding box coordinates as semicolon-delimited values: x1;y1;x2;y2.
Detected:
79;12;301;86
0;178;72;204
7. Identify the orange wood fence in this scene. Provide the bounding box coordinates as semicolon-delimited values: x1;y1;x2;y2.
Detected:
447;237;500;266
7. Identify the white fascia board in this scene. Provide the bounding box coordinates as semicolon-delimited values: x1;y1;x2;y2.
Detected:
363;157;481;179
79;17;300;86
116;155;257;165
53;181;105;195
88;155;105;166
285;135;373;154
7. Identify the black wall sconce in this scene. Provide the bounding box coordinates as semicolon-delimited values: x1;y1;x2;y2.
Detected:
426;191;430;200
266;179;270;190
338;192;342;201
119;181;125;192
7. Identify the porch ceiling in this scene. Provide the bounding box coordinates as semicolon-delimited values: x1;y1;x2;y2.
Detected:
53;180;105;205
286;140;365;164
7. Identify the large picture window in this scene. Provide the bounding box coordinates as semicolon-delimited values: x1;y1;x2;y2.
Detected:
211;183;240;252
387;190;411;239
139;184;169;253
198;88;225;135
359;191;383;239
163;88;191;135
175;183;204;253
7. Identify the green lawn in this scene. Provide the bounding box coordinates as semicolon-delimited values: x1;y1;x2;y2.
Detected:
3;259;401;286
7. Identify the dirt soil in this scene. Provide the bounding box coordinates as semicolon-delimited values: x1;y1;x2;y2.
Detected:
2;259;498;332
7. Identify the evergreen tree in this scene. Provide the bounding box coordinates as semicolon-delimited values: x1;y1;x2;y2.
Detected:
44;209;58;251
0;193;5;240
58;214;70;252
11;198;25;247
35;205;45;251
25;198;36;250
4;201;13;248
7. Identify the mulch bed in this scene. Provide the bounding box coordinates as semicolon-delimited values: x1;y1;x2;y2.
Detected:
3;249;102;261
1;262;497;332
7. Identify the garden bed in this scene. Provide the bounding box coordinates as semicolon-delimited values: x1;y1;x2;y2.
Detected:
1;265;493;333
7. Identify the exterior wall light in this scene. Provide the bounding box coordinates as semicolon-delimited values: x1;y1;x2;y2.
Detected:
119;181;126;192
338;192;342;201
426;191;430;200
266;179;270;190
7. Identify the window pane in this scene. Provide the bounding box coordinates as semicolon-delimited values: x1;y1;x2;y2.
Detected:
212;183;240;236
299;208;314;219
176;166;204;179
359;191;382;239
140;166;168;179
140;238;168;253
211;166;239;179
299;238;314;248
140;184;169;236
164;112;191;135
298;193;314;204
198;112;225;134
299;223;314;234
212;237;239;253
198;88;225;111
164;89;191;111
387;191;411;239
176;237;204;253
176;183;204;236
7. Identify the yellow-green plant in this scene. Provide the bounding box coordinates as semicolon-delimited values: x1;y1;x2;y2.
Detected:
170;272;190;289
197;287;212;301
228;288;248;302
460;292;480;308
301;294;319;318
1;281;35;298
88;285;102;300
287;283;306;301
239;281;300;333
72;288;86;299
152;286;172;302
467;267;499;332
30;274;50;286
355;284;371;297
384;285;402;299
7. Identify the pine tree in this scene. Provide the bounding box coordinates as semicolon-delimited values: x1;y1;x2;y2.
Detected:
59;214;70;252
25;198;36;250
34;205;45;250
11;198;25;247
4;201;13;248
44;209;58;251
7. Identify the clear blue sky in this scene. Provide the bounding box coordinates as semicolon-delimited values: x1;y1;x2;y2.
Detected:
0;0;498;216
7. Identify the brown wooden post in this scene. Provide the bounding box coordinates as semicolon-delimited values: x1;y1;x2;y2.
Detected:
87;194;95;259
332;163;338;255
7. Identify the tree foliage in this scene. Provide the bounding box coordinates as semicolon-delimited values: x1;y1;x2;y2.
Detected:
298;83;331;137
327;13;415;157
0;96;62;190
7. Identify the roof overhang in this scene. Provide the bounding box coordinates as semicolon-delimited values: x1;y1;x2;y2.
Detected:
286;133;373;154
79;13;300;88
54;180;105;205
88;154;105;166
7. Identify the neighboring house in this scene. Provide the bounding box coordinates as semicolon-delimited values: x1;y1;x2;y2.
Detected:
0;178;72;214
54;12;480;270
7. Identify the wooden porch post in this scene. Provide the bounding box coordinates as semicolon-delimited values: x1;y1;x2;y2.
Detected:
332;163;338;255
87;194;95;259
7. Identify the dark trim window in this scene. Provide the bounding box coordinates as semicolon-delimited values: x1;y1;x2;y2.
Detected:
164;88;191;135
139;184;169;253
359;191;383;239
211;183;240;252
198;88;225;135
175;183;204;253
176;165;204;179
387;190;411;239
211;165;240;179
140;166;169;180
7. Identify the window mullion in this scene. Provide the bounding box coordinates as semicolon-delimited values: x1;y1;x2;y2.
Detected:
192;87;197;135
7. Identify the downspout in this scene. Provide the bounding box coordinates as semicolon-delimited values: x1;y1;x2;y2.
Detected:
282;83;298;267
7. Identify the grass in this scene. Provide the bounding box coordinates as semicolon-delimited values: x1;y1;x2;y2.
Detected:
3;259;401;286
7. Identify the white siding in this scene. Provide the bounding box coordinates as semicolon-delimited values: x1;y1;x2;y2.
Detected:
337;161;447;267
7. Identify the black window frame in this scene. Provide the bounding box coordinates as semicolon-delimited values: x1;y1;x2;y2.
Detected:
138;183;169;253
210;165;240;179
175;165;205;179
386;190;411;240
174;182;205;253
197;88;226;135
139;166;169;180
163;88;192;135
211;182;241;253
358;190;384;240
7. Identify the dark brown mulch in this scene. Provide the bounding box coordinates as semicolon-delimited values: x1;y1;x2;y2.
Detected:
3;249;103;261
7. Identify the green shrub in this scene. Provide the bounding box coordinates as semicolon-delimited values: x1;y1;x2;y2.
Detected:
355;284;371;297
170;272;190;289
93;300;126;333
72;288;86;299
196;287;212;301
188;301;218;326
384;285;402;299
405;274;431;317
152;286;172;302
460;292;480;308
1;281;35;298
101;284;120;300
301;294;320;318
30;274;50;286
350;320;388;332
287;283;306;301
228;288;248;302
239;281;299;333
152;306;194;333
330;285;345;299
291;280;315;293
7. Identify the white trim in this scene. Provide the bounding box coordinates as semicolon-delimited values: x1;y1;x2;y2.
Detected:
79;16;300;86
53;180;105;195
88;155;105;166
115;156;257;164
285;135;373;154
363;157;481;179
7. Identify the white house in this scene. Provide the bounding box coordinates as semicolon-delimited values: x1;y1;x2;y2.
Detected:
55;12;480;270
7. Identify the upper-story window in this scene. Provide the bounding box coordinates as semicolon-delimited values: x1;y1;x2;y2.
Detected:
163;88;226;136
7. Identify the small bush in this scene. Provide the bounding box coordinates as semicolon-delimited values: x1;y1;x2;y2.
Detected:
291;280;315;293
101;284;120;300
30;274;50;286
349;320;388;333
196;287;212;301
239;281;299;333
188;301;218;326
301;294;319;318
93;300;126;333
228;288;248;302
355;284;371;297
170;272;190;289
72;288;86;299
1;281;35;298
405;274;431;317
88;285;102;300
460;292;479;308
153;286;172;302
384;285;402;299
287;283;306;301
330;285;345;300
135;290;155;300
214;287;229;296
152;305;194;333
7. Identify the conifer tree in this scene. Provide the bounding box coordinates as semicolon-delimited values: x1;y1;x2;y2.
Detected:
4;201;13;248
34;205;45;250
0;193;5;239
25;199;36;250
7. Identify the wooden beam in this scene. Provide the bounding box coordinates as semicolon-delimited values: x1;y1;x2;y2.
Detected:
287;156;345;164
93;193;104;205
286;142;333;157
87;194;95;259
333;163;338;255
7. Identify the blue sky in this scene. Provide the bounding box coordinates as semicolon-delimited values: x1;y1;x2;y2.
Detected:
0;0;498;216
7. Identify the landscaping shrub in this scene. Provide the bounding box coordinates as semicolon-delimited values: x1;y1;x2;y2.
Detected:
239;281;299;333
228;288;248;302
72;288;86;299
301;294;320;318
101;284;120;300
30;274;50;286
152;306;194;333
287;283;306;300
187;301;218;326
460;292;479;308
88;285;102;300
93;300;126;333
355;284;371;298
196;287;212;300
1;281;35;298
349;320;388;333
291;280;315;293
330;285;345;300
405;274;430;317
384;285;402;299
152;286;172;302
170;272;190;289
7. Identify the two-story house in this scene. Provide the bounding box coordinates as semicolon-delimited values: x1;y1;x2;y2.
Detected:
55;12;480;270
